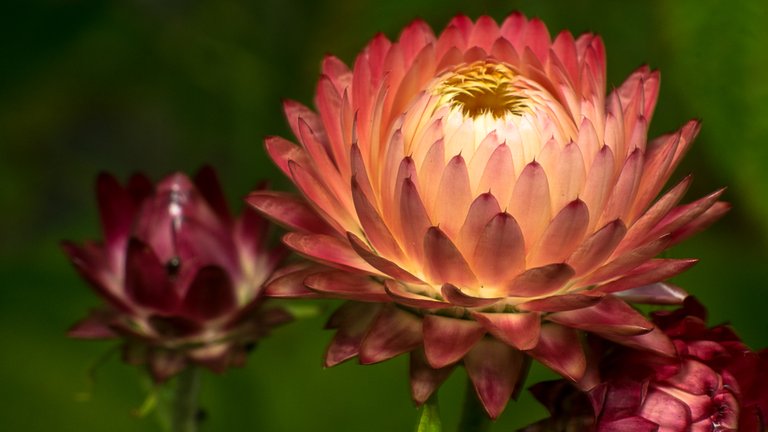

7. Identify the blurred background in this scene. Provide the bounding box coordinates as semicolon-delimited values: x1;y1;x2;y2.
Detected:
2;0;767;430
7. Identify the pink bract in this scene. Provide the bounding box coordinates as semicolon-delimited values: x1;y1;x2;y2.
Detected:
250;13;727;417
522;298;768;431
65;167;289;381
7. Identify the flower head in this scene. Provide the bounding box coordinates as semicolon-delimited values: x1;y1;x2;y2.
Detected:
522;298;768;431
65;167;289;381
250;14;727;417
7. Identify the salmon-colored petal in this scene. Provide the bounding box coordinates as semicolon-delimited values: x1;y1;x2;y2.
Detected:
596;258;698;294
384;280;449;309
472;212;526;285
614;282;688;305
359;305;423;364
472;311;541;350
465;338;526;419
546;295;653;336
246;190;336;235
423;315;486;368
283;232;377;274
434;155;473;237
441;283;502;308
527;323;586;382
263;263;324;299
459;193;501;256
516;292;604;313
410;349;456;405
325;302;382;366
423;227;478;287
469;15;501;52
351;176;403;259
566;219;627;275
305;271;390;302
504;263;575;297
399;176;432;264
477;144;515;207
509;161;551;249
346;232;423;283
528;199;590;267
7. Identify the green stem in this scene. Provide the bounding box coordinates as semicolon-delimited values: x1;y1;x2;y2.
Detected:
457;379;492;432
415;393;443;432
172;366;201;432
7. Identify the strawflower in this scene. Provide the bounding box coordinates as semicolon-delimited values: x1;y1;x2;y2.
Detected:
249;13;727;417
521;297;768;431
65;167;290;382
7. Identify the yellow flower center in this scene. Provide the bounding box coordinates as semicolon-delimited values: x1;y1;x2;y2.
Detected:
435;61;528;119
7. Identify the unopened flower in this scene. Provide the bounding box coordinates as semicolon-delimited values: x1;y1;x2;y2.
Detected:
65;167;289;382
521;297;768;432
250;14;727;417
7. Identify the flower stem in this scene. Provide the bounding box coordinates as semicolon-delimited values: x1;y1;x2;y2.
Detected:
457;379;491;432
172;366;201;432
415;393;443;432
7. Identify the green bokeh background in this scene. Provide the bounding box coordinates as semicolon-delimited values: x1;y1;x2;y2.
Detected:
2;0;767;430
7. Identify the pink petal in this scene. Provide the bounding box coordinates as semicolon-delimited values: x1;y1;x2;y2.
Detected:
124;238;179;313
581;145;616;231
347;232;423;283
509;161;552;249
472;312;541;350
182;266;235;321
603;325;676;357
263;263;324;299
472;212;525;285
283;232;377;274
504;263;575;297
465;338;526;419
668;201;730;247
305;271;390;302
516;292;604;313
434;155;473;237
596;258;698;294
399;176;433;264
546;295;653;336
384;280;450;309
410;349;456;405
598;148;643;226
469;15;501;52
359;305;423;364
264;135;309;179
528;199;590;267
613;282;689;305
581;235;673;287
68;310;118;339
246;190;336;235
325;302;382;367
526;323;586;381
459;193;501;257
618;176;691;253
351;176;403;259
96;173;138;252
477;144;515;212
566;219;627;275
422;314;486;368
441;283;502;308
423;227;478;287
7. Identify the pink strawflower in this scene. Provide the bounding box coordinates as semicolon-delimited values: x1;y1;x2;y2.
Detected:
250;13;727;417
522;298;768;431
65;167;290;382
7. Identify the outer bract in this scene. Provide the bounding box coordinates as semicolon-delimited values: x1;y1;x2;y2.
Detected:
522;298;768;432
65;167;289;382
250;14;727;417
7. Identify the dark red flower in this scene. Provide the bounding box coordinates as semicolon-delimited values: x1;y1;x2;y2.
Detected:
64;167;290;381
521;297;768;431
